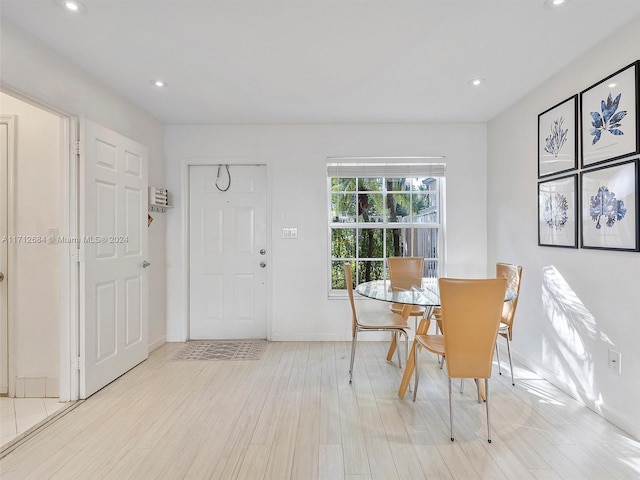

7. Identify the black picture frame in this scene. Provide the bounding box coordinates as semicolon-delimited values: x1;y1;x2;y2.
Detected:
580;61;639;168
538;95;578;178
538;174;578;248
580;159;639;251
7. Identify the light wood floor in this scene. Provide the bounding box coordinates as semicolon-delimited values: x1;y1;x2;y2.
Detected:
1;341;639;479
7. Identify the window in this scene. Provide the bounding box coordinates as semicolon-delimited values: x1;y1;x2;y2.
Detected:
328;162;445;292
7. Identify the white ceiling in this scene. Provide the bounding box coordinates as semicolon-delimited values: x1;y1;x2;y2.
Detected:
2;0;640;125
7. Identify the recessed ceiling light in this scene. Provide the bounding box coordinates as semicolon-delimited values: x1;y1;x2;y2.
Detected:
608;82;618;89
56;0;87;14
544;0;567;8
150;79;167;88
468;78;486;87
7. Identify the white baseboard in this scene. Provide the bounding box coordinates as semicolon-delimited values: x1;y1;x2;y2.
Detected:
148;335;166;352
269;333;348;341
268;333;395;342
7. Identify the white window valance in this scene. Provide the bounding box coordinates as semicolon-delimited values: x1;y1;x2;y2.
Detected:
326;159;446;178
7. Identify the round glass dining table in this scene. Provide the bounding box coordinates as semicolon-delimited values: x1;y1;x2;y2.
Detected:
355;278;517;398
355;277;517;307
355;278;441;308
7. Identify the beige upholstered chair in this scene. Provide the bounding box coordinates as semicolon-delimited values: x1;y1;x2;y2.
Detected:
413;277;507;443
344;263;410;384
495;263;523;386
387;257;426;319
385;257;426;363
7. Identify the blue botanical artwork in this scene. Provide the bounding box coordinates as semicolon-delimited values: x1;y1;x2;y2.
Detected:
543;193;569;231
544;117;569;157
589;186;626;229
589;92;627;145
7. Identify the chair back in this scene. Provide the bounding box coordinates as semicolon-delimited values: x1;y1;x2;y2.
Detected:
439;277;507;379
496;263;523;339
343;263;358;337
387;257;424;290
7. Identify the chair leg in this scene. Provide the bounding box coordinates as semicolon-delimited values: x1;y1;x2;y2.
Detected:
402;331;409;373
395;332;402;369
485;379;492;443
349;330;358;384
496;343;502;375
412;340;420;402
402;331;412;393
386;332;396;363
448;377;454;441
460;379;464;394
506;337;515;386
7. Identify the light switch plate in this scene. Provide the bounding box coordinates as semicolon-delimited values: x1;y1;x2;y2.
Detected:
282;227;298;239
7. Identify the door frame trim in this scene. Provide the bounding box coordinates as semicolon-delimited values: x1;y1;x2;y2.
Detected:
183;160;272;341
0;86;78;402
0;115;16;397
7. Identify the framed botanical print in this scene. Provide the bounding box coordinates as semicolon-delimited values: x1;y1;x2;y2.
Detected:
538;174;578;248
580;61;639;168
538;95;578;178
580;159;639;251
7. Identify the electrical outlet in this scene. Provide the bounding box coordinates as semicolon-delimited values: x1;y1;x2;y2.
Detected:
608;349;622;374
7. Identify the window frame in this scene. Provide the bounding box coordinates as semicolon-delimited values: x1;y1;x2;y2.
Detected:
327;163;446;297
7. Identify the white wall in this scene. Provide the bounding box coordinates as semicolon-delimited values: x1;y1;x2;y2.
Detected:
0;92;63;396
487;16;640;439
0;21;167;354
165;123;488;341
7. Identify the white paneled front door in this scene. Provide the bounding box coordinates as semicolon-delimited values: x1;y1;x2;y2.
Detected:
80;120;148;398
189;165;267;339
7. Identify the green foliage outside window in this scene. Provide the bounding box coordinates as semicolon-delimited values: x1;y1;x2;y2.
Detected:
329;176;441;289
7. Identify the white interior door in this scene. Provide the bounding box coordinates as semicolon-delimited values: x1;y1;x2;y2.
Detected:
189;165;267;339
0;123;8;395
80;120;148;398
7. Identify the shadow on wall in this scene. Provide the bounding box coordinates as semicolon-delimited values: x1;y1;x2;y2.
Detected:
541;265;615;413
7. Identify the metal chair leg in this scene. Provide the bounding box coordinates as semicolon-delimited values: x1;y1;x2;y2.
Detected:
412;341;420;402
449;377;454;441
395;332;402;369
349;329;358;384
506;337;515;386
403;331;409;372
485;379;492;443
496;343;502;375
403;331;412;393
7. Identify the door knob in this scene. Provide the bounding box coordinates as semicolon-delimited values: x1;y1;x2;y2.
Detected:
259;262;266;268
0;272;4;282
142;261;151;268
259;249;266;255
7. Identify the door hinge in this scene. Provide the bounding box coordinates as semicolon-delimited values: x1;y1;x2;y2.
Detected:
72;250;83;263
73;357;81;371
71;140;81;156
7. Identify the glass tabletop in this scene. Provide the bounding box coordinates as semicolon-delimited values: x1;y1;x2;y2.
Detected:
355;278;441;306
355;278;517;306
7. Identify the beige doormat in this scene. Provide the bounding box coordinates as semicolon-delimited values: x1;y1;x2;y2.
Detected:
171;340;268;361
